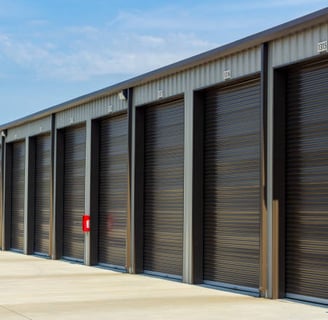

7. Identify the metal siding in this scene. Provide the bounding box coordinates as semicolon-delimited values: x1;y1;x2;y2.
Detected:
271;23;328;67
34;134;51;256
203;78;261;291
1;10;328;134
56;96;128;129
98;113;128;267
134;47;261;106
285;60;328;302
10;140;25;251
6;117;51;143
143;99;184;278
63;124;86;261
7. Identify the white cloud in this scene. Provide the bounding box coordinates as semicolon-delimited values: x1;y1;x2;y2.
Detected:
0;14;217;82
0;2;326;83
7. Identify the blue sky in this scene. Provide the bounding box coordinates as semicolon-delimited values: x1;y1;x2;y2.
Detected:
0;0;327;124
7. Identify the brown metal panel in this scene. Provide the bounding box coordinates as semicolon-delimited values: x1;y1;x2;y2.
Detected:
49;114;55;259
4;143;12;250
134;107;145;274
54;129;64;259
27;138;36;255
143;99;184;278
10;140;26;251
285;60;328;302
126;88;133;273
203;78;261;291
98;113;128;268
63;124;86;261
89;120;100;266
33;134;51;256
260;43;268;298
192;91;205;284
273;68;287;298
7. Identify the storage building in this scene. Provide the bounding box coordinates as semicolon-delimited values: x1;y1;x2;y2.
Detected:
0;8;327;305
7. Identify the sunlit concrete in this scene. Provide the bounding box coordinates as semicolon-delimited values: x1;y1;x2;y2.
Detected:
0;251;326;320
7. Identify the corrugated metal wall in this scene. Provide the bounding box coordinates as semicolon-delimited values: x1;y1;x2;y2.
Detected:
271;22;328;67
0;10;327;301
56;95;128;129
6;117;51;143
134;47;261;106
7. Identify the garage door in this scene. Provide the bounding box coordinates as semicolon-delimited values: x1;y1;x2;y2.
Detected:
203;79;261;292
34;134;51;256
63;125;86;261
285;61;328;303
98;113;128;268
11;140;26;252
143;99;184;278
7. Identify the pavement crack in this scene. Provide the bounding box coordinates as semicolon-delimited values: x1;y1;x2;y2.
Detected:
0;304;33;320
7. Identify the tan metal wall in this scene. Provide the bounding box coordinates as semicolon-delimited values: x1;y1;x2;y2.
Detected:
271;22;328;67
56;94;128;129
134;46;261;106
6;116;51;143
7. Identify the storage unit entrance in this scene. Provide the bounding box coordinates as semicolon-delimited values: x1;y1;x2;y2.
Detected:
98;113;128;268
9;140;26;252
141;99;185;278
33;134;51;256
62;124;86;262
282;60;328;303
202;78;261;293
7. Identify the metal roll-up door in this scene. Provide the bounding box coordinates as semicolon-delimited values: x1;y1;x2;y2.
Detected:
143;99;184;278
11;141;26;251
203;79;261;292
34;134;51;256
98;113;128;268
285;61;328;303
63;125;86;261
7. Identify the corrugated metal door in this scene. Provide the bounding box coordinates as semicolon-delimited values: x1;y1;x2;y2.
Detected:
11;140;26;251
285;61;328;303
98;113;128;268
203;79;261;292
143;99;184;278
63;125;86;261
34;134;51;256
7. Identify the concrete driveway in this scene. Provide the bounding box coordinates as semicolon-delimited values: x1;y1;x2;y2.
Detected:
0;251;327;320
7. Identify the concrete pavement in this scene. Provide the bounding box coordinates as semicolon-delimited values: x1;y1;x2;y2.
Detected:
0;251;327;320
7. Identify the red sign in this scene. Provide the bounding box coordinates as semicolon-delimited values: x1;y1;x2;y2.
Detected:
82;215;90;232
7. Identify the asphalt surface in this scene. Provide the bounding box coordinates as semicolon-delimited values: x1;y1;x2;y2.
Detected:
0;251;327;320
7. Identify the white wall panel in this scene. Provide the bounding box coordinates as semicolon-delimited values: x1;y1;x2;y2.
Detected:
271;23;328;67
6;116;51;142
56;95;128;129
134;47;261;106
